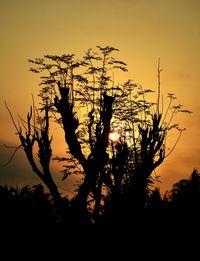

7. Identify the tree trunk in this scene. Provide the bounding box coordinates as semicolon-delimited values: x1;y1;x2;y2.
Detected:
43;174;64;212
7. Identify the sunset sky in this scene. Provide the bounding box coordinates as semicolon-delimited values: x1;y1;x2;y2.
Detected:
0;0;200;194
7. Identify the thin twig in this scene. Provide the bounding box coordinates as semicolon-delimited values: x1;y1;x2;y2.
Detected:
32;94;36;134
17;114;41;131
4;101;19;133
18;116;28;131
157;58;161;115
161;97;173;125
165;130;183;158
2;144;22;167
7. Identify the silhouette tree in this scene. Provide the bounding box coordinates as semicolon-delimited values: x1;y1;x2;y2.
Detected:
5;102;65;212
25;46;127;222
168;169;200;215
6;46;191;224
101;66;191;222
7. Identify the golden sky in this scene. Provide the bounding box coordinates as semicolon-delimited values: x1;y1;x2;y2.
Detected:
0;0;200;194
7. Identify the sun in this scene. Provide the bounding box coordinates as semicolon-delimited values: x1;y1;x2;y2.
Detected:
109;131;120;142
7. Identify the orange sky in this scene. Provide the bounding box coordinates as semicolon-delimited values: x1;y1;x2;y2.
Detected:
0;0;200;194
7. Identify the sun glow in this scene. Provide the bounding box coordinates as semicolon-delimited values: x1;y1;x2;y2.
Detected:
109;131;120;142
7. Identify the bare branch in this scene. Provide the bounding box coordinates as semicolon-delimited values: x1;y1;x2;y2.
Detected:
32;94;36;134
17;114;41;131
4;101;20;133
157;58;162;115
165;129;184;158
2;144;22;167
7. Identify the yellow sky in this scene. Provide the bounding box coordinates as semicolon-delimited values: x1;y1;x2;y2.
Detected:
0;0;200;194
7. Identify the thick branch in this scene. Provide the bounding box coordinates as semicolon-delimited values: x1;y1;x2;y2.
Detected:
54;85;87;168
19;132;44;180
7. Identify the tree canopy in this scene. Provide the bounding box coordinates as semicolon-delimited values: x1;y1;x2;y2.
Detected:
5;46;191;224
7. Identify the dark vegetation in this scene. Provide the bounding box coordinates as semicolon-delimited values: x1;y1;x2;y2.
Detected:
1;169;200;228
2;46;196;230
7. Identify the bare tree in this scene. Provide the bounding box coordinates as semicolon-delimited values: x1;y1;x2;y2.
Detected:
6;46;191;223
102;61;191;217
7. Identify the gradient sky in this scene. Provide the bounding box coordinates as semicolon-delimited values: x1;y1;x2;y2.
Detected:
0;0;200;194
